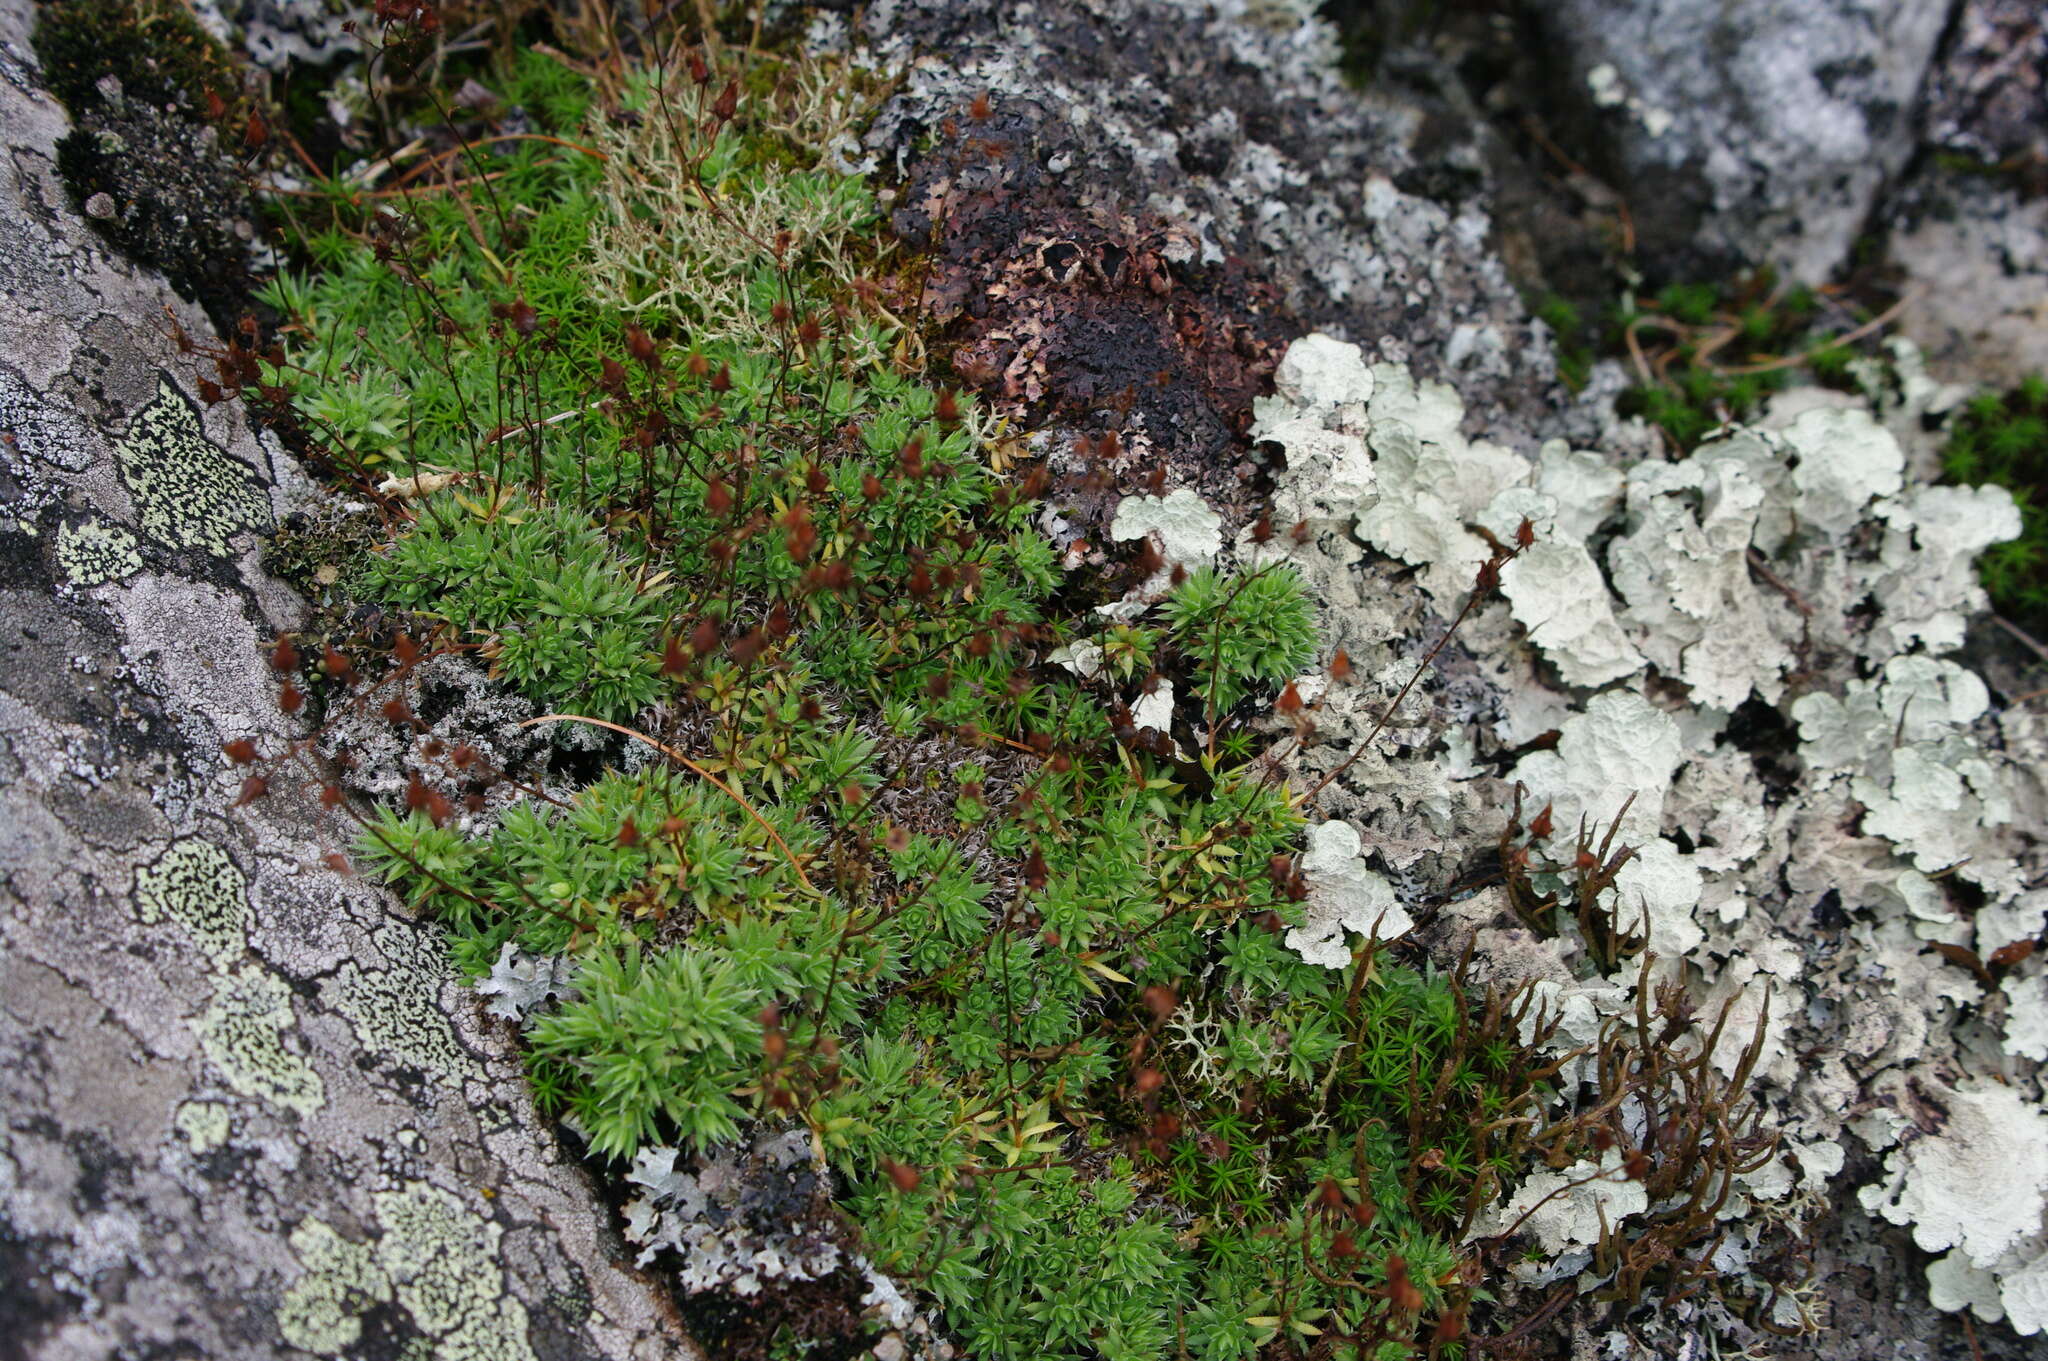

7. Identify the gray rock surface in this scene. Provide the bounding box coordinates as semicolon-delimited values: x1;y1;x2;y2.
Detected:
1529;0;1949;285
1887;0;2048;389
0;13;692;1358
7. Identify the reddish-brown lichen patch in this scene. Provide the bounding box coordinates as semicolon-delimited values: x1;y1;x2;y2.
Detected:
891;103;1289;536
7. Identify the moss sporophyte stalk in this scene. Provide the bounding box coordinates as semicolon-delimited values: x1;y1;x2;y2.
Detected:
215;16;1790;1359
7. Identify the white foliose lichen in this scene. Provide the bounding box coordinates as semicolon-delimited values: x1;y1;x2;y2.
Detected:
1283;819;1413;968
1246;330;2042;1334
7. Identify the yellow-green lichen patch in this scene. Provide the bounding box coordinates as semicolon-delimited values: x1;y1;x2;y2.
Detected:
331;925;485;1086
373;1182;536;1361
193;964;325;1117
113;374;270;557
56;516;142;585
276;1217;394;1355
134;837;247;966
173;1098;231;1153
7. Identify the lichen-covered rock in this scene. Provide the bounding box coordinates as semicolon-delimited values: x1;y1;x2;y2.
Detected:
0;16;692;1358
851;0;1559;518
1529;0;1948;285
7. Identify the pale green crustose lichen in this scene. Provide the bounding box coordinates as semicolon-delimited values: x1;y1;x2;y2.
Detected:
112;374;270;557
278;1188;541;1358
193;963;326;1117
173;1099;231;1154
56;515;142;585
134;837;247;966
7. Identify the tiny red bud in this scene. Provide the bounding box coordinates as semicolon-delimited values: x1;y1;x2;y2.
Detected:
223;737;259;764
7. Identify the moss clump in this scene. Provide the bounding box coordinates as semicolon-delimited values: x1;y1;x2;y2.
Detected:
34;0;242;114
36;0;257;325
1942;375;2048;633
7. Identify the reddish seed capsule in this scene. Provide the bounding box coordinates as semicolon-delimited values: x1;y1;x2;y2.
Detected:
1385;1255;1423;1312
1142;985;1178;1020
320;783;343;808
1516;516;1536;549
784;505;816;561
935;388;961;425
233;775;268;806
1991;940;2038;969
797;315;822;348
382;698;413;725
710;363;731;393
1276;681;1303;715
885;1160;922;1193
1250;513;1274;545
730;629;766;666
806;464;829;495
616;817;640;848
711;79;739;122
861;472;883;502
969;91;992;120
1135;1067;1164;1094
687;48;709;84
1329;649;1352;683
1623;1150;1652;1180
691;618;721;657
322;646;354;685
1025;847;1048;889
223;737;259;764
622;323;655;366
270;635;299;673
278;683;304;714
463;792;487;814
1475;557;1502;593
1528;803;1555;840
907;564;932;598
323;852;352;876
